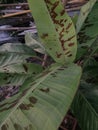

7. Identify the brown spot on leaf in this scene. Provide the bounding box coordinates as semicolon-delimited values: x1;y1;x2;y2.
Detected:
65;35;75;42
64;19;67;23
56;52;62;58
45;0;52;6
59;19;64;27
40;88;50;93
68;43;74;47
29;96;37;104
0;99;19;112
19;103;33;110
60;9;65;16
0;101;18;112
48;1;65;27
66;23;72;31
61;42;68;51
67;54;72;57
19;103;28;110
65;51;70;55
56;28;58;31
51;1;59;18
41;33;48;39
59;28;65;44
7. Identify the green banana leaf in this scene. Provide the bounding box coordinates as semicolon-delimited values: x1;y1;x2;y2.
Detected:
0;43;43;74
45;0;77;63
0;43;36;66
0;43;35;55
76;0;97;33
0;63;82;130
0;43;43;88
28;0;77;64
0;73;29;86
71;82;98;130
25;32;46;54
0;62;43;74
76;0;98;60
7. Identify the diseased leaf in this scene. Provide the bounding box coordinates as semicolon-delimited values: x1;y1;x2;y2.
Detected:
0;43;43;75
0;43;36;67
0;43;35;55
0;63;43;74
0;64;81;130
45;0;77;63
28;0;77;64
0;73;28;86
28;0;65;64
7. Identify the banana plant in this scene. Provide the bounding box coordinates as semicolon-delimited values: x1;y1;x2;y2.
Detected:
0;0;82;130
71;0;98;130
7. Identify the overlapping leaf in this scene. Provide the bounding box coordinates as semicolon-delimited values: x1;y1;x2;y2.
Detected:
78;0;98;47
76;0;98;60
0;43;43;74
0;43;43;101
71;82;98;130
0;64;81;130
28;0;77;64
0;62;43;74
25;32;46;54
0;43;36;66
76;0;97;33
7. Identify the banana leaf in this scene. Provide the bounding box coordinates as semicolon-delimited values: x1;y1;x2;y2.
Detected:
76;0;98;60
0;43;43;89
25;32;46;54
0;43;36;66
0;63;82;130
28;0;77;64
0;43;43;74
0;62;43;74
71;82;98;130
76;0;97;33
